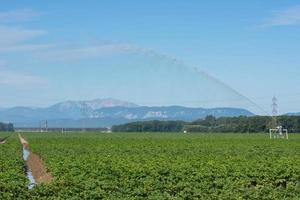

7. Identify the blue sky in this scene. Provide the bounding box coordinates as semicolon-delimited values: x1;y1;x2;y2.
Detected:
1;0;300;114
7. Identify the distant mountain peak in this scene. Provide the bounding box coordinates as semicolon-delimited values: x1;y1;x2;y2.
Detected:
48;98;138;113
286;112;300;116
84;98;139;109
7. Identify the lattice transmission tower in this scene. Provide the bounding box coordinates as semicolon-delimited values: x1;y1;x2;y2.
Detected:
269;96;288;139
271;96;278;128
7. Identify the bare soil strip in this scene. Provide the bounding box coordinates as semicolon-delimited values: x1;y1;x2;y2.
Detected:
0;136;9;144
27;153;53;184
19;134;53;184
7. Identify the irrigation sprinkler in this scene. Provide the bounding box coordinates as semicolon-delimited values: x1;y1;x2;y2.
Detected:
269;126;288;139
269;96;288;139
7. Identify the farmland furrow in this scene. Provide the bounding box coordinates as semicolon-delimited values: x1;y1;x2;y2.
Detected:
18;134;53;189
0;136;10;144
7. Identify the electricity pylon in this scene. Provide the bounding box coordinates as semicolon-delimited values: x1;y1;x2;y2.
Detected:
271;96;278;128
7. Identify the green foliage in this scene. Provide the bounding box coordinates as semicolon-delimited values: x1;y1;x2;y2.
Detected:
112;120;186;132
0;122;14;132
25;133;300;199
113;115;300;133
0;133;28;200
187;115;271;133
1;132;300;199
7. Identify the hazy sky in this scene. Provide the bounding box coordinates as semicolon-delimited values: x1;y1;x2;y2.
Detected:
1;0;300;114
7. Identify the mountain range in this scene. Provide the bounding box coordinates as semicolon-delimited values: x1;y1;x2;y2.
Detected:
0;98;254;128
285;112;300;116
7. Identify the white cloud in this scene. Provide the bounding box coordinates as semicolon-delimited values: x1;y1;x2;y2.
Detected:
264;5;300;26
0;9;40;23
0;26;51;53
0;68;48;89
0;44;53;53
0;9;50;53
36;43;182;66
38;43;139;61
0;10;49;90
0;26;46;45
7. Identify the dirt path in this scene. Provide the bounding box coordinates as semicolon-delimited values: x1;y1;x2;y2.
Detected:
19;134;53;184
0;136;9;144
19;135;29;149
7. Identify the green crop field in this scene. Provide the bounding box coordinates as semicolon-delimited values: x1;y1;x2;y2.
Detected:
0;133;28;199
1;132;300;199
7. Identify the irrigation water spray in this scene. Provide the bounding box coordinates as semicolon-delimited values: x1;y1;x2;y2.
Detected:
29;42;267;115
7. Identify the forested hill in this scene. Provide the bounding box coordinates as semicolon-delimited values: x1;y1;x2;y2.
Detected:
112;115;300;133
0;122;14;132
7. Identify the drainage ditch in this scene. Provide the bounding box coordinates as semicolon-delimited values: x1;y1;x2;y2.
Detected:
19;134;52;189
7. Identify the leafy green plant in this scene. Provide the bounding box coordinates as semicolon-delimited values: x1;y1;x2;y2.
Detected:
1;132;300;199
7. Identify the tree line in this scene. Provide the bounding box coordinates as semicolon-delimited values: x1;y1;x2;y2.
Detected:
112;120;186;132
111;115;300;133
0;122;14;132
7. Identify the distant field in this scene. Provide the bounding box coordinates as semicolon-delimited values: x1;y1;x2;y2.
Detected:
1;132;300;199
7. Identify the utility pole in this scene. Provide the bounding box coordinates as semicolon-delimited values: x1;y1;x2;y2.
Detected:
39;121;42;132
45;120;48;132
271;96;278;128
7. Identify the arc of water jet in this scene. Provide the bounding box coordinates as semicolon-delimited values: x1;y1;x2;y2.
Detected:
51;41;270;115
194;68;270;116
121;44;269;115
